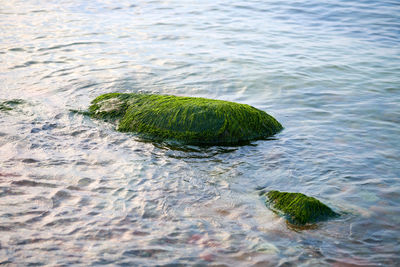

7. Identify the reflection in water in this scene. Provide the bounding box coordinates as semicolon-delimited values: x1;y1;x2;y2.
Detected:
1;0;400;266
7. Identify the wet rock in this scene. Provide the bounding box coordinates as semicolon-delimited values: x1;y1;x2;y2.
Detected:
264;190;338;225
88;93;283;145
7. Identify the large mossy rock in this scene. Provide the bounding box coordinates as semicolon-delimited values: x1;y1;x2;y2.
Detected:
88;93;282;145
265;190;338;225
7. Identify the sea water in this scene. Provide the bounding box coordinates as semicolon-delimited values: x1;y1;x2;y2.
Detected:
1;0;399;265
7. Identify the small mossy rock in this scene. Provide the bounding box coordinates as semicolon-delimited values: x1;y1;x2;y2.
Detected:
265;190;338;225
0;99;25;112
88;93;283;145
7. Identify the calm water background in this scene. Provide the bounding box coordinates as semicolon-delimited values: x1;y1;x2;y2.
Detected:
1;0;400;266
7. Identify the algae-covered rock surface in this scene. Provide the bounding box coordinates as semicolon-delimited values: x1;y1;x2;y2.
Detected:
0;99;25;112
88;93;283;145
265;190;338;225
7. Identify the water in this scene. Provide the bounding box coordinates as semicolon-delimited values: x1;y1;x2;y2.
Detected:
1;0;400;265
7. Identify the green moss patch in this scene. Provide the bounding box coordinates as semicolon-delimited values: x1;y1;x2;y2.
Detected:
0;99;25;112
265;190;338;225
88;93;283;145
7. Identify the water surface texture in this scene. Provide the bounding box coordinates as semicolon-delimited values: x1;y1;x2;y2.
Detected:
1;0;400;266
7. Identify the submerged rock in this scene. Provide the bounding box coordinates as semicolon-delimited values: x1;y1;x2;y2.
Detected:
88;93;283;145
265;190;338;225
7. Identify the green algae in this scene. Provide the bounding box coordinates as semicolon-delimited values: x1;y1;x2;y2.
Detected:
265;190;338;225
0;99;25;112
88;93;283;145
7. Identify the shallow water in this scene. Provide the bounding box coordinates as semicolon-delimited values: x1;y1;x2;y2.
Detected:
1;0;400;266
